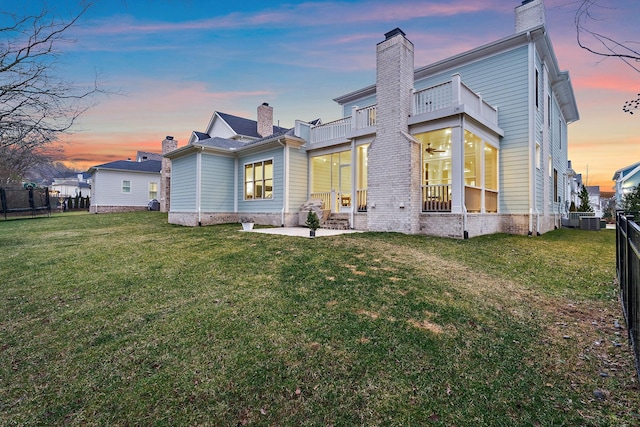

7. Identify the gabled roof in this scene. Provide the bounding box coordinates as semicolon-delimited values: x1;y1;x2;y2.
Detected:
166;128;304;160
214;111;289;139
193;131;211;141
88;160;161;174
613;161;640;181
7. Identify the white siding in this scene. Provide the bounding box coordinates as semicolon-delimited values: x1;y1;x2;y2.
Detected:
287;145;309;211
93;169;159;207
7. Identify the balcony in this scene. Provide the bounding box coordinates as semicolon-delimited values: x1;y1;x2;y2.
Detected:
309;74;499;145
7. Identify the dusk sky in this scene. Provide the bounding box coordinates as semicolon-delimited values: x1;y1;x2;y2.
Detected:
7;0;640;189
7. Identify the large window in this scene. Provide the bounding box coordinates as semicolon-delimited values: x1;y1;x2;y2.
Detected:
417;128;498;213
244;159;273;200
416;128;452;211
149;182;158;200
310;149;352;210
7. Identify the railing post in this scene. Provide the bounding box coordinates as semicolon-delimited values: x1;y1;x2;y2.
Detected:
351;106;358;130
452;73;462;105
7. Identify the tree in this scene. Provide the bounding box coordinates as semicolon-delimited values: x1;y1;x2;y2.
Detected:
622;185;640;214
577;185;593;212
575;1;640;114
0;5;100;183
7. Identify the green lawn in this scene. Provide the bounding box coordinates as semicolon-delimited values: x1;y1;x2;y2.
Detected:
1;212;637;426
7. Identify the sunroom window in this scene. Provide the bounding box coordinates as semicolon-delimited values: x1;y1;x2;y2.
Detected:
417;128;452;212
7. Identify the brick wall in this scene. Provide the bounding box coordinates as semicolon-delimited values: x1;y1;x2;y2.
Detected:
367;29;419;234
160;137;178;213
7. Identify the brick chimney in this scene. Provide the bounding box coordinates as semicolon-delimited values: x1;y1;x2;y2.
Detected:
515;0;546;33
367;28;420;234
257;102;273;138
160;136;178;213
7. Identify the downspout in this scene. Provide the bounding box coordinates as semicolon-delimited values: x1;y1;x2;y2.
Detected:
460;115;468;239
527;31;535;236
233;155;238;214
463;206;469;239
197;147;202;226
350;138;355;229
278;138;286;227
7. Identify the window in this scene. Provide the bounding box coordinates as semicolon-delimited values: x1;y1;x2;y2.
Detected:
310;149;353;210
553;169;559;202
535;69;539;109
149;182;158;200
558;118;562;149
122;180;131;193
535;142;541;169
547;95;552;127
244;159;273;200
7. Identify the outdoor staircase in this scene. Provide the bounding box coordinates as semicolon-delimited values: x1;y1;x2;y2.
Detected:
321;213;350;230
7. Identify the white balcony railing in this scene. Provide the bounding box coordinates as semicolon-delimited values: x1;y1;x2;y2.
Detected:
355;105;376;129
310;105;376;144
310;75;498;145
413;82;453;115
309;117;351;144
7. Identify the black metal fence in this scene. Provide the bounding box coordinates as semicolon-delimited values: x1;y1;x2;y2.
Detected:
616;212;640;381
0;186;51;219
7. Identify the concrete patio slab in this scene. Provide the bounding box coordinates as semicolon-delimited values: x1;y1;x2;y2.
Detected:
241;226;362;238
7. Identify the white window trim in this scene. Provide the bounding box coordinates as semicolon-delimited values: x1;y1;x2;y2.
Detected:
122;180;131;194
243;158;274;201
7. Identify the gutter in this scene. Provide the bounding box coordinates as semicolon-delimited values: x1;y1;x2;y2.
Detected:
197;147;202;226
528;31;535;236
350;138;355;229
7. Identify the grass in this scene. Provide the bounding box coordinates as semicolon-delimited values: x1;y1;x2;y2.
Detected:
0;211;638;426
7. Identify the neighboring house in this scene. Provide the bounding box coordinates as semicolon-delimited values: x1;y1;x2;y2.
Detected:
51;172;91;198
88;159;161;213
565;160;580;213
165;0;579;238
613;161;640;207
586;186;602;217
136;151;162;162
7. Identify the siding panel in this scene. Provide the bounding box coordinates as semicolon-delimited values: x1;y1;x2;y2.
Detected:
201;154;235;212
171;155;197;211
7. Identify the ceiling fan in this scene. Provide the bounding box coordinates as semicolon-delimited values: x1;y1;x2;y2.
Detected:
425;143;445;155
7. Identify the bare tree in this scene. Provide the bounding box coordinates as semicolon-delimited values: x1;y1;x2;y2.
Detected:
0;5;101;183
575;0;640;114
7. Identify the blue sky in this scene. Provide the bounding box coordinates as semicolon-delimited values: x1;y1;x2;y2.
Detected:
5;0;640;187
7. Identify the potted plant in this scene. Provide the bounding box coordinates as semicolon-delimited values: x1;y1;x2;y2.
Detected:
305;210;320;237
240;216;254;231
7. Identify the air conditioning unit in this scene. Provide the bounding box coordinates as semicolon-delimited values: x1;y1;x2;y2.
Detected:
579;216;601;231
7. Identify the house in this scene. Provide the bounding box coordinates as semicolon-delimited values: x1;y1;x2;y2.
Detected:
88;158;161;213
613;161;640;208
51;172;91;199
164;0;578;238
586;186;602;217
136;151;162;162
